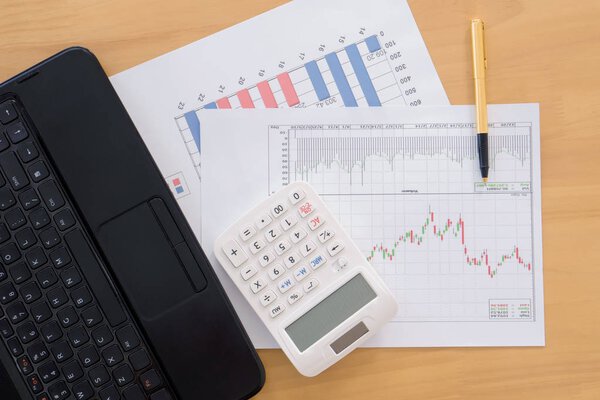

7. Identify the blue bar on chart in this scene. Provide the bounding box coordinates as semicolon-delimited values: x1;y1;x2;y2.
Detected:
305;61;330;101
203;102;217;109
325;53;357;107
345;44;381;106
365;35;382;53
184;111;201;152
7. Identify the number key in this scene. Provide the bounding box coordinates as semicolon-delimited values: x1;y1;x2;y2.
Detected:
289;227;307;244
288;188;305;204
283;252;301;269
264;225;281;242
280;214;297;231
258;250;276;267
249;238;265;254
267;263;285;280
274;239;290;255
270;202;287;218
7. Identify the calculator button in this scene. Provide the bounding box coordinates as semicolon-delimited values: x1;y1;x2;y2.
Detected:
259;290;277;307
280;214;297;231
256;215;272;229
283;252;301;269
307;214;324;231
287;290;303;305
249;239;265;254
297;201;315;218
264;226;281;243
334;257;349;272
250;278;266;294
270;202;287;218
267;264;285;281
222;240;247;268
239;226;256;242
277;277;295;293
327;241;344;256
304;279;319;293
288;188;305;204
269;303;285;318
317;228;335;243
299;240;316;257
258;250;276;267
274;240;290;255
240;265;257;281
293;265;310;282
309;254;327;270
289;227;307;244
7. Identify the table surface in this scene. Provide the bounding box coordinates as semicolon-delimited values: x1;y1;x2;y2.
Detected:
1;0;599;399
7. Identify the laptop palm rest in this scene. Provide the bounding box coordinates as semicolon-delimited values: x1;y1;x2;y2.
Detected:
97;199;207;320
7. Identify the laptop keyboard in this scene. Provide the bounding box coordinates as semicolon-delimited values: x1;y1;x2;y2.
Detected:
0;100;173;400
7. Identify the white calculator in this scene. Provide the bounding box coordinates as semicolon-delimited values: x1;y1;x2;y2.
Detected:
213;182;397;376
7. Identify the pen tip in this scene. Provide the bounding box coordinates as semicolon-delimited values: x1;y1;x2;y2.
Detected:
482;177;488;183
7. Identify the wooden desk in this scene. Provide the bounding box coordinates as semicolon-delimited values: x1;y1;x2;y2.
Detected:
1;1;599;398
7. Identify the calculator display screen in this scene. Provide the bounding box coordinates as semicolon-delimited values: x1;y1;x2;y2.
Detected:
285;274;377;352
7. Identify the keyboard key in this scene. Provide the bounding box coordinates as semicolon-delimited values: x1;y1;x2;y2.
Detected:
101;344;123;367
240;264;257;281
71;286;92;308
16;227;37;249
54;209;75;231
0;264;5;281
67;325;89;347
7;301;28;324
20;278;42;303
99;385;120;400
51;341;73;363
249;277;266;294
0;318;13;338
270;202;287;218
249;238;265;255
304;278;319;293
28;160;49;182
307;214;324;230
239;225;256;241
299;240;316;257
256;214;272;229
39;180;64;211
277;277;295;293
7;121;29;143
258;249;276;267
309;254;327;270
267;263;285;281
81;306;102;328
36;267;58;289
26;246;47;269
6;207;26;230
326;241;344;256
40;227;61;248
19;187;41;210
60;267;81;288
26;374;43;394
140;369;162;392
48;381;70;400
38;360;60;383
222;239;248;267
7;336;24;356
0;151;29;190
65;229;126;327
61;359;83;382
123;385;145;400
280;214;297;231
57;306;78;328
27;341;50;364
259;289;277;307
269;303;285;318
0;133;7;153
47;286;68;308
265;225;281;243
40;321;62;344
289;188;305;204
37;392;51;400
78;344;99;367
0;282;18;304
29;207;51;230
150;389;173;400
317;228;335;243
116;325;140;352
17;321;39;343
0;223;9;243
0;187;15;210
289;227;307;244
113;364;134;386
17;141;39;163
0;242;21;264
297;201;315;218
287;290;303;305
50;247;71;268
283;252;301;269
129;348;151;371
91;324;113;347
0;101;18;124
72;380;94;399
89;364;110;387
17;355;33;374
9;261;31;283
31;301;53;324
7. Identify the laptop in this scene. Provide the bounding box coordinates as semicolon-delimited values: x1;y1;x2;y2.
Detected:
0;48;264;400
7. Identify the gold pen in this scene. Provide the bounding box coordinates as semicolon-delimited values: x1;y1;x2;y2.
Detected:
471;19;489;182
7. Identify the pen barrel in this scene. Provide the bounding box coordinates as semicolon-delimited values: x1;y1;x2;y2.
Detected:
474;78;488;131
477;133;489;178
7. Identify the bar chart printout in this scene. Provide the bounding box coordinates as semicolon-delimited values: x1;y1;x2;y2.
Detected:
198;105;544;348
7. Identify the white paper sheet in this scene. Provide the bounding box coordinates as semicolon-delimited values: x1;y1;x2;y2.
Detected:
199;104;545;347
109;0;448;241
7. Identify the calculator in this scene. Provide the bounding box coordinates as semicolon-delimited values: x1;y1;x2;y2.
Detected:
213;182;397;376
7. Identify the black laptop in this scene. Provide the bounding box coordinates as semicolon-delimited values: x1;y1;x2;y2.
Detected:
0;48;264;400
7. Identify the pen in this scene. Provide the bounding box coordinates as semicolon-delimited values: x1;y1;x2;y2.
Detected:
471;18;489;182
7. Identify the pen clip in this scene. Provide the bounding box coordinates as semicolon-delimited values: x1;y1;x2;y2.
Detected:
481;21;487;70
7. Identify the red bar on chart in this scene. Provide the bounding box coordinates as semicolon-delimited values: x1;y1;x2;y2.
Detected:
277;72;300;106
216;97;232;109
257;81;278;108
237;89;255;108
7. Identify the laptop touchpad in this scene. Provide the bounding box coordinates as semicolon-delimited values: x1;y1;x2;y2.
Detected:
96;200;205;320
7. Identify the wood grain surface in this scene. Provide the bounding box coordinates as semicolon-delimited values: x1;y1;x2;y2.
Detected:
1;1;599;398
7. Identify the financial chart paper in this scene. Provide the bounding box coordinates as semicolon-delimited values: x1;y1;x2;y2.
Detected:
109;0;448;241
199;105;545;348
